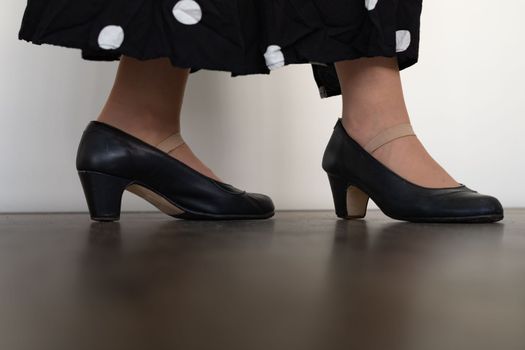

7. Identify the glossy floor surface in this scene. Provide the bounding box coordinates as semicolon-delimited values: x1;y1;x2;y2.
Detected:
0;210;524;350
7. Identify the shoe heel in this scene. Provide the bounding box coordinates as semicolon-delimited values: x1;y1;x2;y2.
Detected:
77;171;132;222
327;174;369;219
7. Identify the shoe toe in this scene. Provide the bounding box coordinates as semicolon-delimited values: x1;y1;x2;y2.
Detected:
475;194;504;217
246;192;275;215
451;191;504;221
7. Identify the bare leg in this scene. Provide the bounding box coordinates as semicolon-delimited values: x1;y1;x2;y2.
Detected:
97;56;221;181
335;57;459;188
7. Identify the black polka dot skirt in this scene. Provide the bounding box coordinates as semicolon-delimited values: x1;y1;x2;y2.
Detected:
18;0;423;98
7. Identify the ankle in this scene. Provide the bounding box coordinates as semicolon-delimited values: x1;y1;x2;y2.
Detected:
341;111;411;147
97;110;180;147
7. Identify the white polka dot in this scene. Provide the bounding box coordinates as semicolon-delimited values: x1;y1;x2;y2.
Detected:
173;0;202;25
396;30;411;53
365;0;379;11
264;45;285;70
98;25;124;50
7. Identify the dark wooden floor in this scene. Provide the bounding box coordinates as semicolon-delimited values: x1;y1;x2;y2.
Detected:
0;210;524;350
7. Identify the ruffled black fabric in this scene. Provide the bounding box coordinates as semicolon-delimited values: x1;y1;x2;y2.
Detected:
18;0;423;98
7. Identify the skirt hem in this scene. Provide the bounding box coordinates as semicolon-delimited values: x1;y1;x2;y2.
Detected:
18;33;418;99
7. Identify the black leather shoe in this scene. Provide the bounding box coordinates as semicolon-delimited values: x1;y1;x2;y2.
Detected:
322;118;504;223
76;121;274;222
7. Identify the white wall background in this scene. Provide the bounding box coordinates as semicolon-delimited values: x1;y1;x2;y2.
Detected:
1;0;524;213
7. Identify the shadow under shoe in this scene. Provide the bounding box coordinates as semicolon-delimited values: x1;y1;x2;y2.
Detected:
322;118;504;223
76;121;274;222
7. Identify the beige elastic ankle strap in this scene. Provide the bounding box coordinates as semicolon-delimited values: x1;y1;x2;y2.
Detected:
364;123;415;153
156;132;185;154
